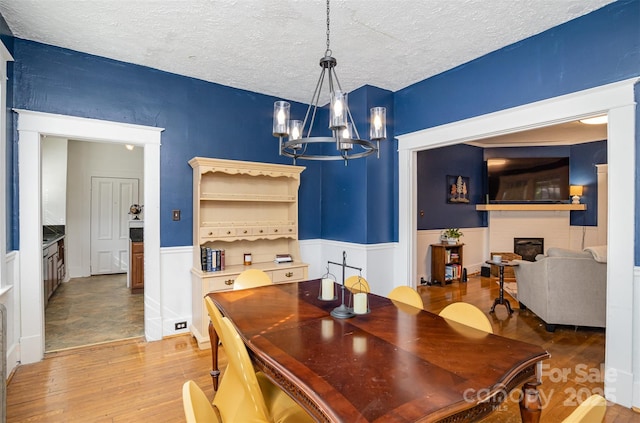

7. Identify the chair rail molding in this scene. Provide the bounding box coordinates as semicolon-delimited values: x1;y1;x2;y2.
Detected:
397;77;639;408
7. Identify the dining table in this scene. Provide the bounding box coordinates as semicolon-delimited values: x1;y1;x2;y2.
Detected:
207;279;549;423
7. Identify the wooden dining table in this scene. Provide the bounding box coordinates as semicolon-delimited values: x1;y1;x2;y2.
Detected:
207;279;549;423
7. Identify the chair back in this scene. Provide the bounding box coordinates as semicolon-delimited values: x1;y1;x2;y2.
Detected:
233;269;272;290
205;296;224;339
182;380;221;423
561;394;606;423
388;286;424;309
219;316;271;420
439;302;493;333
344;275;370;293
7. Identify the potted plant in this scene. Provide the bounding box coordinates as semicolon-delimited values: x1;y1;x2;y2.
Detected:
442;228;463;244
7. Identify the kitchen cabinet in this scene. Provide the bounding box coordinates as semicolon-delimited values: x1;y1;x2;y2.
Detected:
130;241;144;293
43;237;65;307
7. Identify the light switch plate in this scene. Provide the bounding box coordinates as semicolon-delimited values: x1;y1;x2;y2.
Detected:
172;210;181;221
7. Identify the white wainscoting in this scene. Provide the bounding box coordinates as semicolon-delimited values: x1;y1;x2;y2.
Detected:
158;240;399;338
417;227;487;283
300;239;397;296
1;251;19;379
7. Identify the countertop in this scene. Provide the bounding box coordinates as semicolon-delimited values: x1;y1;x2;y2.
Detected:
43;234;64;249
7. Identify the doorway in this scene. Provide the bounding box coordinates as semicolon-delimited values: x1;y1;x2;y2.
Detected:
17;110;162;364
42;140;145;351
397;78;637;406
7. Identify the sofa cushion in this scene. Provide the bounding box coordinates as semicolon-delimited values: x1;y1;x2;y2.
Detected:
584;245;607;263
546;247;592;259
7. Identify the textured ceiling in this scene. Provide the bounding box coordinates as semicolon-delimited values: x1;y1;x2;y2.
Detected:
0;0;614;105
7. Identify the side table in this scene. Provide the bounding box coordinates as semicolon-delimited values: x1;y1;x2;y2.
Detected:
486;260;518;315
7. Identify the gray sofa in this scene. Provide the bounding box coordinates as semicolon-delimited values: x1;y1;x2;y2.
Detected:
512;246;607;331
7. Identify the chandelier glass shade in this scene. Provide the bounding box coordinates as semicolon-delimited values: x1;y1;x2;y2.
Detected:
272;0;386;165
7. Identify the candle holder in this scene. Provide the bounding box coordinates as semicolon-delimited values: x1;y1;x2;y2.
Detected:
349;276;370;315
327;251;362;319
318;267;337;301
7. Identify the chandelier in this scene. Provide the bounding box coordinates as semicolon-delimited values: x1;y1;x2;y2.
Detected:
272;0;387;165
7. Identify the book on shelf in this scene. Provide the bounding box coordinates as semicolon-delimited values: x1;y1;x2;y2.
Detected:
274;253;292;263
445;264;462;280
200;247;226;272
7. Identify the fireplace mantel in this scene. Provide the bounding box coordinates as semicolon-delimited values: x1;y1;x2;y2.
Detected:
476;204;586;211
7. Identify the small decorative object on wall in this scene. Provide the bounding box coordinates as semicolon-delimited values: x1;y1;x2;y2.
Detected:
447;175;470;203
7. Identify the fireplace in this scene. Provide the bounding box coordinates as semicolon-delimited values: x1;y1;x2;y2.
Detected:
514;238;544;261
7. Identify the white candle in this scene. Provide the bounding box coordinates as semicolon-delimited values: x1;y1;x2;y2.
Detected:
353;292;368;314
321;278;334;300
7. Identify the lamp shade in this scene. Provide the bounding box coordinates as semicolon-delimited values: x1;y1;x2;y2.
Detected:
273;101;290;137
569;185;583;196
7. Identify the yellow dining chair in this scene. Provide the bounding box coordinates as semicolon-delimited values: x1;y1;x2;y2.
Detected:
219;316;315;422
561;394;606;423
439;302;494;333
344;275;370;293
182;380;222;423
233;269;272;290
205;296;224;341
388;286;424;309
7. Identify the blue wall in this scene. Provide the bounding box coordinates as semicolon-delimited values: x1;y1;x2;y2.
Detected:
569;140;607;226
418;141;607;230
417;144;484;230
1;14;13;252
396;0;639;261
8;39;396;249
10;39;326;248
4;0;640;261
394;0;639;136
320;86;396;244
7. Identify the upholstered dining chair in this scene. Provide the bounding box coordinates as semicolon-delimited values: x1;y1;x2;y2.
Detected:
387;286;424;309
233;269;272;290
182;380;222;423
439;302;494;333
561;394;606;423
344;275;370;293
219;316;315;422
205;296;224;342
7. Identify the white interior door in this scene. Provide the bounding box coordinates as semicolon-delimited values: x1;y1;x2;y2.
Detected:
91;177;139;275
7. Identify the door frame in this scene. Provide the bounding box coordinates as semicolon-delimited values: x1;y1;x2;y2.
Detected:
16;109;163;364
396;77;638;407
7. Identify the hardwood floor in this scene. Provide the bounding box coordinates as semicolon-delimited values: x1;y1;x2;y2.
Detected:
418;275;637;422
6;275;639;422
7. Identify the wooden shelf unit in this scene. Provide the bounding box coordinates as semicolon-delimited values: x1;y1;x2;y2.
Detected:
189;157;308;349
430;243;464;285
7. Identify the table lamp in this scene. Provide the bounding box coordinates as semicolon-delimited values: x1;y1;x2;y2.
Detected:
570;185;583;204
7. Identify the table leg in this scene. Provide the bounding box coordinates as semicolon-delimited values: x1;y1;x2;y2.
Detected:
208;320;220;390
519;381;542;423
490;265;513;315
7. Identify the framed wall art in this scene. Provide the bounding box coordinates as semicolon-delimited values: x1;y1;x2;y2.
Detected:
447;175;470;204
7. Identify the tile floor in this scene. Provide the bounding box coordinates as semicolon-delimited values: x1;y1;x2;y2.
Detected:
45;273;144;352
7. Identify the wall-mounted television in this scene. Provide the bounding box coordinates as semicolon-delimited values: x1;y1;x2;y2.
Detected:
487;157;570;203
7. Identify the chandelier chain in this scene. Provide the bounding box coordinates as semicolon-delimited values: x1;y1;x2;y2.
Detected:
325;0;331;55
